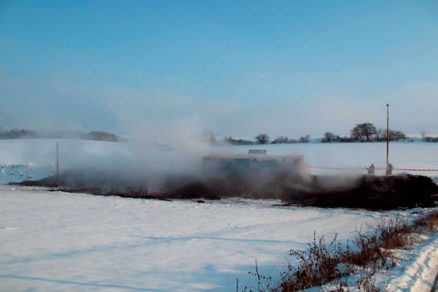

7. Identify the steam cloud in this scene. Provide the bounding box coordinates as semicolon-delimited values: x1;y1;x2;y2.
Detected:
0;115;214;192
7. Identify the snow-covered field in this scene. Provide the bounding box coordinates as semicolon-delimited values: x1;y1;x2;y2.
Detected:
383;233;438;291
218;142;438;177
0;139;437;291
0;164;53;185
0;186;394;291
1;139;438;183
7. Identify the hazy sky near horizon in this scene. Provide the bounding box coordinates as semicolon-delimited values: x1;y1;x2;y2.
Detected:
1;0;438;139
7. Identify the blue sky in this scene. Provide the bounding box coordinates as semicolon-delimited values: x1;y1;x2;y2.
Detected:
1;0;438;138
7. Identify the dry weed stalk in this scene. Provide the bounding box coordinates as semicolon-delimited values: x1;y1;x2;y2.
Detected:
242;211;437;292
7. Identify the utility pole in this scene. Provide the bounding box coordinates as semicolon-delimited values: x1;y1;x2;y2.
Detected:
386;104;390;173
56;141;59;179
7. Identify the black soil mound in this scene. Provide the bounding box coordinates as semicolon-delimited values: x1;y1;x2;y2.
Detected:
281;175;438;210
14;172;438;210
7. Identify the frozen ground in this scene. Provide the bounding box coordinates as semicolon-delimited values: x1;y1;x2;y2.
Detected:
0;164;53;185
1;139;438;184
0;139;437;290
218;142;438;177
383;233;438;291
311;225;438;292
0;186;395;291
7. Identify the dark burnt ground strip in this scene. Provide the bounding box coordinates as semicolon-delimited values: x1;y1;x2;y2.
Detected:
14;173;438;210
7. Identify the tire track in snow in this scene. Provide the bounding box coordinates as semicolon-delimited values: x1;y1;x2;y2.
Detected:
386;234;438;292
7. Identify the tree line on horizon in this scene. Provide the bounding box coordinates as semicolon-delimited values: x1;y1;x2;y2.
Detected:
323;122;407;143
0;127;120;142
217;122;438;145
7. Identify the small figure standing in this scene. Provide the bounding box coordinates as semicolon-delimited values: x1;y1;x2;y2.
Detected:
386;163;394;176
367;163;375;176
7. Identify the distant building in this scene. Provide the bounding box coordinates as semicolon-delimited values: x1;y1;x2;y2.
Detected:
202;152;305;179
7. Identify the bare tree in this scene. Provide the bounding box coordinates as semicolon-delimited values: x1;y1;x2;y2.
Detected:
386;130;406;141
299;135;310;143
420;131;426;139
272;136;288;144
351;123;377;142
322;132;339;143
255;133;270;144
377;129;407;141
376;128;386;141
